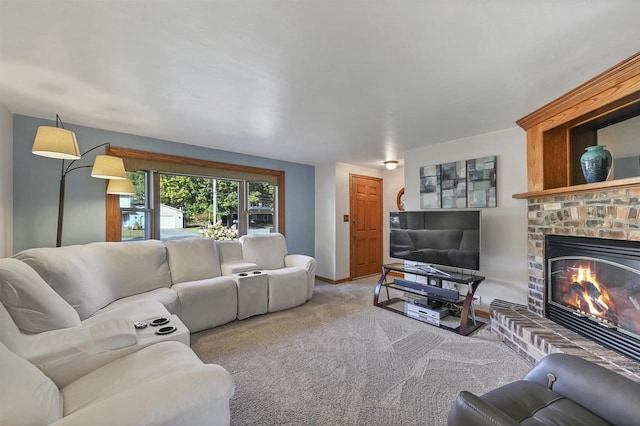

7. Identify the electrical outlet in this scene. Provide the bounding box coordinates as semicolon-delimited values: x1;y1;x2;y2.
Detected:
473;296;481;306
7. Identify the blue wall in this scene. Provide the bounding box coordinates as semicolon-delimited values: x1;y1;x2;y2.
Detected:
13;115;315;255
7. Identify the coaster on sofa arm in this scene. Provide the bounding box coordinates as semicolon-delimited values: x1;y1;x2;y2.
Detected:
155;326;177;335
150;317;170;326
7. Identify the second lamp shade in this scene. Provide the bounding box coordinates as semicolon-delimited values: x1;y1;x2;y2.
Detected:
91;155;127;180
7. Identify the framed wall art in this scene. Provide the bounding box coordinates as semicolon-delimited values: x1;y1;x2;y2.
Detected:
441;160;467;208
467;155;497;208
419;164;441;208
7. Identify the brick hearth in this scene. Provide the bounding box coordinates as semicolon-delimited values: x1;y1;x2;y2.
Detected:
490;187;640;381
491;299;640;382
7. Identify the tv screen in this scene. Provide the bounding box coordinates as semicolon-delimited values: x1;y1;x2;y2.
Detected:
390;210;480;271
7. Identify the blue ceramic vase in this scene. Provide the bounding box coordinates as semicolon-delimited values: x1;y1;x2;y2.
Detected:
580;145;612;183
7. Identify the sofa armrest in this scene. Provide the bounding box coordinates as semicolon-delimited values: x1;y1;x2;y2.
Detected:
221;260;259;275
52;365;234;426
524;353;640;424
22;319;139;387
447;391;520;426
285;255;317;300
284;254;314;270
24;319;137;364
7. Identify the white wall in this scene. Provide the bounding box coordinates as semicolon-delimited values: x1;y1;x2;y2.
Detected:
315;163;337;280
315;162;383;281
335;162;382;280
404;127;529;309
0;105;12;257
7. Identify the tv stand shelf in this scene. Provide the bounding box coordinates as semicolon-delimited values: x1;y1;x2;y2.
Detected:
374;263;485;336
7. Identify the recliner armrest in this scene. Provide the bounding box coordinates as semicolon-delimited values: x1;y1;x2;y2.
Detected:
447;391;520;426
23;319;137;367
524;353;640;424
284;254;314;271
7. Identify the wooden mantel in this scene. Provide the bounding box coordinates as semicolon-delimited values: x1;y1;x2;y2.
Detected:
514;52;640;199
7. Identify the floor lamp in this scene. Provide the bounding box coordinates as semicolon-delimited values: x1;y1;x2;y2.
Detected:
32;114;129;247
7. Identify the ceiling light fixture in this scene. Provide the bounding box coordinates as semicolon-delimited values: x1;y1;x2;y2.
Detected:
32;114;128;247
384;160;399;170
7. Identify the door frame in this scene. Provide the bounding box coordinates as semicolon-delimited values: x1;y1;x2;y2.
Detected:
349;173;383;279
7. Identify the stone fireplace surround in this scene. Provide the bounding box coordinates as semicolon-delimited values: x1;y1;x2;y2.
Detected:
490;187;640;382
489;52;640;381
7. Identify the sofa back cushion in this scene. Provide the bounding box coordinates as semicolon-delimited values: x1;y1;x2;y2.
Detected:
15;241;171;320
240;233;287;270
165;238;222;283
218;240;244;263
0;258;81;333
0;339;62;425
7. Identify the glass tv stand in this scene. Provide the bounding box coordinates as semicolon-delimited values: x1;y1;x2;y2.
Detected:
374;263;485;336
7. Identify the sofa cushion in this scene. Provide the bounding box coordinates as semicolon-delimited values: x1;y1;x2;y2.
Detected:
82;300;172;327
0;339;62;425
165;238;223;283
218;240;259;275
217;240;244;263
240;233;287;270
15;240;172;320
96;287;181;318
0;258;81;333
265;267;308;312
172;277;238;332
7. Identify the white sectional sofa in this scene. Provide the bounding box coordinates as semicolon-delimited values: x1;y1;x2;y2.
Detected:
1;233;316;425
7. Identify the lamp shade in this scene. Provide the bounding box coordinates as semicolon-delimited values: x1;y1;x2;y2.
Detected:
91;155;127;180
32;126;81;160
106;178;135;195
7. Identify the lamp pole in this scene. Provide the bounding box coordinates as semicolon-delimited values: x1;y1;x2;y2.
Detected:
56;171;66;248
54;142;110;247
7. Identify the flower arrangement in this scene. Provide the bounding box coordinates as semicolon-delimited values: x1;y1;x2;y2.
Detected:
199;220;238;240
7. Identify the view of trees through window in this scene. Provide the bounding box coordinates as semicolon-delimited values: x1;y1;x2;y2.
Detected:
160;174;238;227
120;170;276;241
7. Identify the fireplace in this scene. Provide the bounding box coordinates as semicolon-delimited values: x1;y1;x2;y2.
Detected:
545;235;640;362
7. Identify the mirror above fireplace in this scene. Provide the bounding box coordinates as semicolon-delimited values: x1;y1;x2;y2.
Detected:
599;114;640;179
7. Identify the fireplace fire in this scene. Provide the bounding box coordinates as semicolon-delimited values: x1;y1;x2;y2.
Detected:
545;235;640;362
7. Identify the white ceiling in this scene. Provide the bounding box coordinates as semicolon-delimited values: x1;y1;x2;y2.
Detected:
1;1;639;169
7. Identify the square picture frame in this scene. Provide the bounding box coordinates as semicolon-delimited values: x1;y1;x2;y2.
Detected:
467;155;497;208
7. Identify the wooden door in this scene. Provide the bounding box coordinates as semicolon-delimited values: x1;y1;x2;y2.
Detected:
350;174;383;279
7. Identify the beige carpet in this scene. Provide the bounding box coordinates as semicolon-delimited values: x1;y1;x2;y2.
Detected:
191;280;532;425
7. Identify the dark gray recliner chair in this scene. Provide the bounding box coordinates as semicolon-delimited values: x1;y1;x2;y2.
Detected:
448;353;640;426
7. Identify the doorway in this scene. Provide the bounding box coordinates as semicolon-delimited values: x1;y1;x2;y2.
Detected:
349;174;383;279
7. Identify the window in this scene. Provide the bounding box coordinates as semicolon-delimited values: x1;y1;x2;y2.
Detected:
158;173;239;240
106;148;284;241
120;171;152;241
246;181;276;235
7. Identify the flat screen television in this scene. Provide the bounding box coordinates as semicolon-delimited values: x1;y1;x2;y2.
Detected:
390;210;481;274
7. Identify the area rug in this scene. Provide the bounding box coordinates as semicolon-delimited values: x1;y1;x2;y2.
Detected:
191;280;532;425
